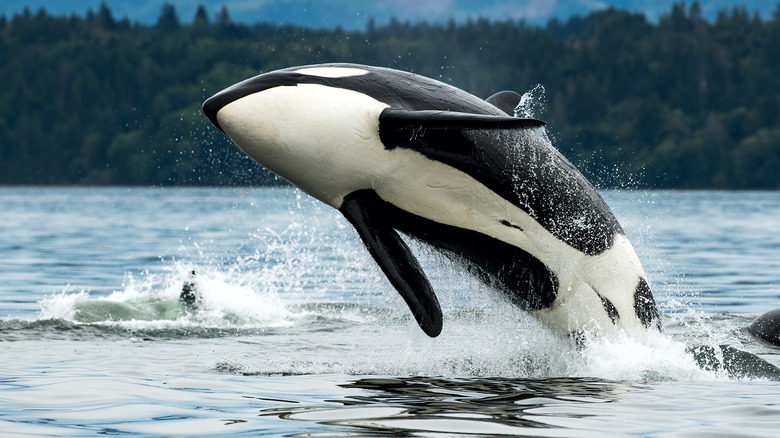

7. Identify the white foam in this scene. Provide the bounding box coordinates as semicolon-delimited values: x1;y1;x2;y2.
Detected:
39;288;88;321
31;224;775;382
37;262;295;329
575;329;722;381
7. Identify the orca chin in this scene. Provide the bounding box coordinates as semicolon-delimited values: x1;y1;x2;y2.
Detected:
203;63;662;338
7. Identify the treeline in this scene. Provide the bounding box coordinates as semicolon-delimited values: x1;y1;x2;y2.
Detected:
1;2;780;188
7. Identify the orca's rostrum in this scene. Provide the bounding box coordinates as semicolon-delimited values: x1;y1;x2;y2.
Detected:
203;63;661;338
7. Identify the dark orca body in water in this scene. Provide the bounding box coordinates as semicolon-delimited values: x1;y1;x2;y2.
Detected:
689;344;780;380
179;271;200;309
202;63;661;338
748;308;780;346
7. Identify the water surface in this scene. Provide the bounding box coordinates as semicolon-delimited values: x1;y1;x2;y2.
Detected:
2;187;779;436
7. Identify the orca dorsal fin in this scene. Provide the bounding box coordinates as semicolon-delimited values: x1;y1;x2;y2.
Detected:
339;190;443;337
486;90;523;116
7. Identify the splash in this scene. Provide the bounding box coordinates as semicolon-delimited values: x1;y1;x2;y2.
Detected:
34;211;373;331
38;263;293;329
514;84;546;119
31;258;778;381
26;187;780;382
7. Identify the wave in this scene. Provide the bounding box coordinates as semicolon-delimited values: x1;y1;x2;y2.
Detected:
4;262;381;339
4;258;779;383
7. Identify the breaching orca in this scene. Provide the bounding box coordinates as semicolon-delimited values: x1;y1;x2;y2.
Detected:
202;63;661;338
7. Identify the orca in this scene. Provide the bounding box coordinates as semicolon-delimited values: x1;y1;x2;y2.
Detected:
748;308;780;346
202;63;661;338
179;270;200;309
688;344;780;380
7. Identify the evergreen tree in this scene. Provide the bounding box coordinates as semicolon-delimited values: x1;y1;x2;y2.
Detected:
1;2;779;188
193;5;209;29
156;3;180;31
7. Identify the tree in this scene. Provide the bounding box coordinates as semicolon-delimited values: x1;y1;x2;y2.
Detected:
2;3;780;188
157;3;180;31
193;5;209;29
215;6;230;27
96;2;115;29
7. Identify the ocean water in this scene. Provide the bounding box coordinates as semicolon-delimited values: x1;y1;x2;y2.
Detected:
1;186;779;436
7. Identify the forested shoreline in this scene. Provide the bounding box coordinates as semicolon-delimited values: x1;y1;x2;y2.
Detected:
1;2;779;188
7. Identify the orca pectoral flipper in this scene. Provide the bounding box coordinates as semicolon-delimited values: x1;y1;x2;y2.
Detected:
378;109;545;173
379;108;544;134
340;190;443;337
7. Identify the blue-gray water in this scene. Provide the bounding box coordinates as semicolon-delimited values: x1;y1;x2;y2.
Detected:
1;187;779;436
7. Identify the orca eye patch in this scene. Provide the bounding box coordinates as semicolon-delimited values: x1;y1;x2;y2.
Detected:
294;67;369;78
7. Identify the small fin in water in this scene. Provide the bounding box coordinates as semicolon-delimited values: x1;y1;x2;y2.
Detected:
747;308;780;346
179;270;200;309
688;344;780;380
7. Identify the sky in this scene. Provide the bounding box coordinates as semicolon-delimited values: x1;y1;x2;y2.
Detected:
2;0;776;29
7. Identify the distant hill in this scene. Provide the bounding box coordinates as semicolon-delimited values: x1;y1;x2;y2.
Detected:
2;3;780;188
1;0;776;29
